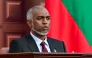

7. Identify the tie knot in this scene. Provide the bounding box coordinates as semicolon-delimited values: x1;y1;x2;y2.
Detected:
40;42;46;46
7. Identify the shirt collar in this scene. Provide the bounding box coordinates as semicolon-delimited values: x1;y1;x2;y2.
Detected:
30;32;49;46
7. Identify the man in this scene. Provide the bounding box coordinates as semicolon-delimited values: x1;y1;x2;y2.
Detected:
9;5;66;53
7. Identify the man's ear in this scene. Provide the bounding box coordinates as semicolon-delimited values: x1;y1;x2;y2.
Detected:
27;20;32;27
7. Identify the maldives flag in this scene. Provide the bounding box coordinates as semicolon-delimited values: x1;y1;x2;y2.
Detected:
45;0;92;53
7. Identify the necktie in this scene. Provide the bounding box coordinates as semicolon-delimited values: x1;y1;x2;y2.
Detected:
40;42;48;52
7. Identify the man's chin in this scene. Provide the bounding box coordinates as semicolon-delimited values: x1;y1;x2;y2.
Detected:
37;31;49;36
39;32;48;36
33;29;48;36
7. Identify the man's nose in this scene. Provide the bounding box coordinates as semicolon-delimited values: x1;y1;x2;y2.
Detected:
42;18;48;24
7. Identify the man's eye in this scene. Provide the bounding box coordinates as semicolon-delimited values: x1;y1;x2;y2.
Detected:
37;17;42;20
37;16;50;20
46;17;50;20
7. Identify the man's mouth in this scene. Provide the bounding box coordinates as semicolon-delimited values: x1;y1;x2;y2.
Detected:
43;26;49;30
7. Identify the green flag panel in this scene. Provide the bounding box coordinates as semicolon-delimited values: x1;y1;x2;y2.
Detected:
62;0;92;46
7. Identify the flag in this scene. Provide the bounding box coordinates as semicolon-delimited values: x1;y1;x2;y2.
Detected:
45;0;92;53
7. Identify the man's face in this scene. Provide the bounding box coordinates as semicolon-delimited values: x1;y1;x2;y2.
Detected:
31;8;50;35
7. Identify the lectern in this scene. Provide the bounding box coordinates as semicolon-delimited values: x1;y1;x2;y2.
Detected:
0;52;92;58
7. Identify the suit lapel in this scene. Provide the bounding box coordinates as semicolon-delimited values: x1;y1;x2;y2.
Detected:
47;38;55;52
26;34;39;52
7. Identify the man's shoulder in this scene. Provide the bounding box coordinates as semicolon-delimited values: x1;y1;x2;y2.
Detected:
14;35;27;41
47;37;64;43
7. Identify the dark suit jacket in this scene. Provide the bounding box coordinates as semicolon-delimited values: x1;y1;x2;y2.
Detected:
9;34;66;53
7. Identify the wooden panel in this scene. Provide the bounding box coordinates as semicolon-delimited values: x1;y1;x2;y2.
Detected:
3;24;29;31
38;0;45;6
3;32;25;47
0;25;3;29
4;0;25;23
0;0;3;29
0;30;3;49
0;53;83;58
6;34;22;47
6;1;21;18
0;0;3;49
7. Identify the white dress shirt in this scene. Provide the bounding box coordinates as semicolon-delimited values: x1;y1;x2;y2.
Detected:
30;32;51;52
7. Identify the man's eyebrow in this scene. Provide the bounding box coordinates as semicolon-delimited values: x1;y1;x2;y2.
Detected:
37;16;50;17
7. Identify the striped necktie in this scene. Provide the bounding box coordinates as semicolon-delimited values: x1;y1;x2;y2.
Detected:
40;42;48;52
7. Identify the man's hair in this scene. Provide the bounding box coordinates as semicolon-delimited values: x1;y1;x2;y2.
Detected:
27;5;45;20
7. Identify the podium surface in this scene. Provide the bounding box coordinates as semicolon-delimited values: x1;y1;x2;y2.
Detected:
0;52;92;58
